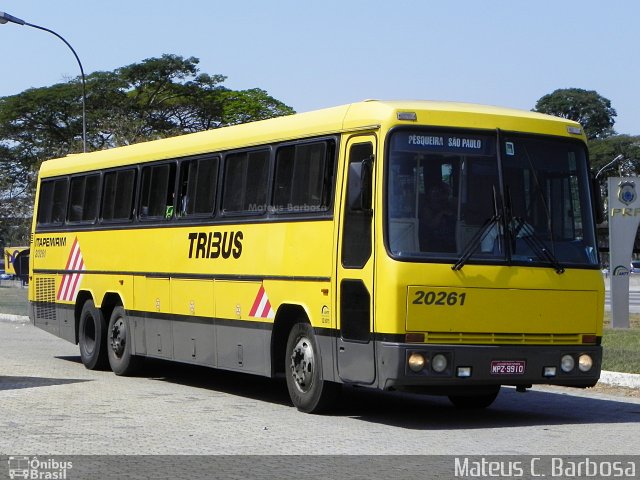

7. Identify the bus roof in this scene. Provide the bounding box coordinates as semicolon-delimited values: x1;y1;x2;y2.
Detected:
38;100;585;177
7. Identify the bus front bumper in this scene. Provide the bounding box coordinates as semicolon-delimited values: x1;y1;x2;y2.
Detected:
376;342;602;392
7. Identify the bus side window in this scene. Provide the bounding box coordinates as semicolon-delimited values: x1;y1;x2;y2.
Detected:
101;169;136;222
274;140;334;214
178;156;219;217
36;178;69;227
222;150;269;214
68;174;100;223
139;163;176;220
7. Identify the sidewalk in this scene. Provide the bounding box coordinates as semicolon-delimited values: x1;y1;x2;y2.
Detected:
2;312;638;390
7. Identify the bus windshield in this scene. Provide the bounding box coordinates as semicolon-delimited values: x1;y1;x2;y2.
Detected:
386;129;598;268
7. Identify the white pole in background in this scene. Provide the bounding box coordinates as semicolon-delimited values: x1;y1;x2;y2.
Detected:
607;176;640;328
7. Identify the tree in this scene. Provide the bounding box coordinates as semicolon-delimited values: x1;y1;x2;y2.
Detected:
0;145;33;249
533;88;616;140
589;135;640;177
0;54;295;248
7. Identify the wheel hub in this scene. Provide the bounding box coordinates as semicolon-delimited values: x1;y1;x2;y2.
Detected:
290;336;314;393
110;319;126;358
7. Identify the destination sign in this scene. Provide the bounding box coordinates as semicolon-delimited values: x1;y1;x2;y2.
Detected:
392;132;495;155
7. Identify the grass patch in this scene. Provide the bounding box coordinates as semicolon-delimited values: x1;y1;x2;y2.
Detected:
602;312;640;374
0;282;28;316
602;328;640;374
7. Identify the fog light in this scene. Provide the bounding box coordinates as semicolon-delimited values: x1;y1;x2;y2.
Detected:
457;367;472;378
408;353;426;372
543;366;557;377
578;354;593;372
432;354;448;373
561;354;575;373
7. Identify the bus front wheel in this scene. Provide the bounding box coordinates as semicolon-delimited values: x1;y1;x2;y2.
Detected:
107;306;140;376
78;300;109;370
285;323;339;413
448;386;500;409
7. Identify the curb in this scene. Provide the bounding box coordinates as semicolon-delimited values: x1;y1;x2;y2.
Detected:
599;370;640;389
1;313;638;389
0;313;29;323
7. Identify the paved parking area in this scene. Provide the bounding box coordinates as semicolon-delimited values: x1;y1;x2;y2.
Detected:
1;317;640;476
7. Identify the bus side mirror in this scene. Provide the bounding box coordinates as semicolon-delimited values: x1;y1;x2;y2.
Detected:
591;173;604;225
348;157;373;214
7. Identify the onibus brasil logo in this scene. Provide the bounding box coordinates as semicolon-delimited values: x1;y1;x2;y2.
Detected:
8;456;73;479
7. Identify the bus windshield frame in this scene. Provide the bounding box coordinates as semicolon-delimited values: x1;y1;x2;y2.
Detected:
385;127;598;270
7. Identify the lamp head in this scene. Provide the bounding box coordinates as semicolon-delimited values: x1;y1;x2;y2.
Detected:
0;12;27;25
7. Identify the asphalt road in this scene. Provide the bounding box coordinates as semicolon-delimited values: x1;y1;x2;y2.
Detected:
1;318;639;463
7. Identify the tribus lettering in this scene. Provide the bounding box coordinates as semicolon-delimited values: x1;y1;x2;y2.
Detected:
188;231;243;259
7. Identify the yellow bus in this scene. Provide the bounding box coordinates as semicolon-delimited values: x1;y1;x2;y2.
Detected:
29;100;603;412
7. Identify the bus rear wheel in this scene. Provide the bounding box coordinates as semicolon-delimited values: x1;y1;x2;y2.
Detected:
285;323;340;413
78;300;109;370
107;306;140;376
448;386;500;409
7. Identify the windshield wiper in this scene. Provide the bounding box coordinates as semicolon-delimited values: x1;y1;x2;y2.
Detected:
453;187;502;271
511;217;565;274
452;214;501;271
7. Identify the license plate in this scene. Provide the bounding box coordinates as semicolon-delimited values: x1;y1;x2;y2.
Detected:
490;360;526;375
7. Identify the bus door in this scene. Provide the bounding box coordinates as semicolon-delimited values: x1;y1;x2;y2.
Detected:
336;135;376;384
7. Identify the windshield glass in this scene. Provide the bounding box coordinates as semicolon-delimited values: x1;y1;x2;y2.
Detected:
386;129;598;268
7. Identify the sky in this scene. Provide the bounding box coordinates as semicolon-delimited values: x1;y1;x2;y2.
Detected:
1;1;639;135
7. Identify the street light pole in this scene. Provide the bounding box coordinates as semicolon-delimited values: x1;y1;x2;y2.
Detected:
1;11;87;153
596;154;625;179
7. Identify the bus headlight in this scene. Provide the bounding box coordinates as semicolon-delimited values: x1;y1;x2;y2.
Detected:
560;354;575;373
432;354;448;373
578;354;593;372
408;353;426;372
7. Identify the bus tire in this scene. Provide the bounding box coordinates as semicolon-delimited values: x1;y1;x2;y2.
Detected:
78;300;109;370
285;323;340;413
448;386;500;409
107;306;140;376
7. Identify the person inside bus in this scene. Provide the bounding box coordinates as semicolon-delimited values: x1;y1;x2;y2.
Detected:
419;181;456;253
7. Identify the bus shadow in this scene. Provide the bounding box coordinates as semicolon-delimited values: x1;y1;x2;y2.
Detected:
0;375;90;391
132;360;640;429
53;355;640;429
138;358;293;407
335;386;640;430
55;355;83;364
54;355;292;407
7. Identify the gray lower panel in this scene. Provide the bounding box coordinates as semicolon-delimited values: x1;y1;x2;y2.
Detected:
128;314;271;376
58;306;76;344
33;303;329;382
337;337;375;384
173;321;215;367
33;301;59;338
315;331;337;383
145;317;174;359
216;322;270;376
